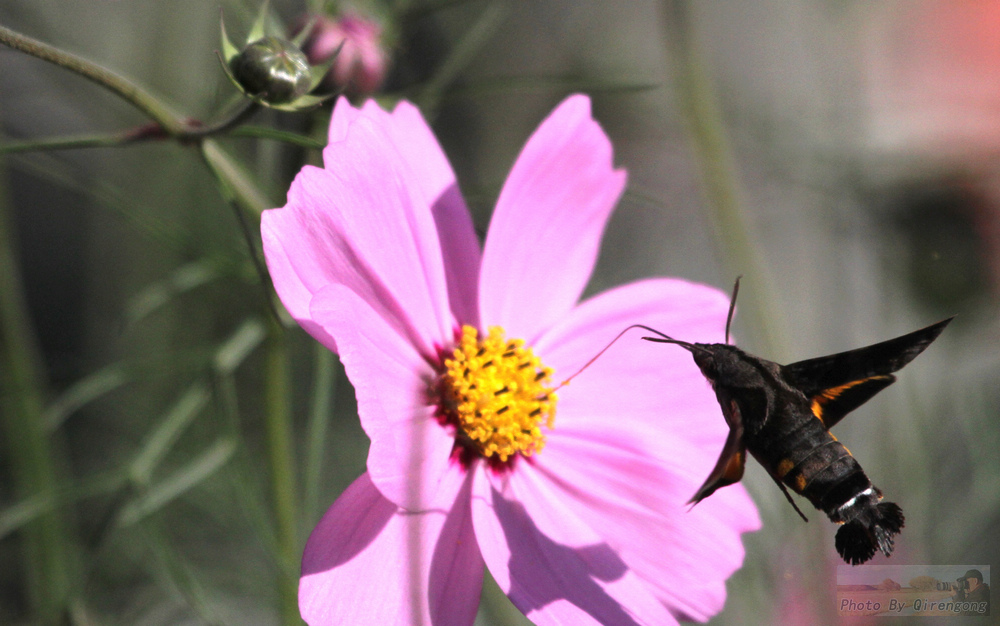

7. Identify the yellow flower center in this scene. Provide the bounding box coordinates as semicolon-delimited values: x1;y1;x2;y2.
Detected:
440;325;556;462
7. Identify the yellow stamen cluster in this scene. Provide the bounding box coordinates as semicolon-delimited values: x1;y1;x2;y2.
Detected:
441;326;556;462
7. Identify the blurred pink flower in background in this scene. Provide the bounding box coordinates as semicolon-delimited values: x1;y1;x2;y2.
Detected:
866;1;1000;297
866;1;1000;156
300;11;388;97
262;94;760;624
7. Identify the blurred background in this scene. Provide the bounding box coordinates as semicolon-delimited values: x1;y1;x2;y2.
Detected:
1;0;997;624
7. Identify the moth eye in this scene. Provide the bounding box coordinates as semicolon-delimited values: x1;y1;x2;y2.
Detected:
694;353;716;377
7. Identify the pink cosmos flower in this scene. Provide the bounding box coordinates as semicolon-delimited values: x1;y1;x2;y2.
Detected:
301;11;388;97
261;94;760;625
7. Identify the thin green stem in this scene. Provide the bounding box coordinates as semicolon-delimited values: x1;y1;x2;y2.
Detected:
414;2;508;116
201;139;272;216
303;344;337;526
140;516;223;625
0;23;186;135
661;0;787;356
0;103;266;156
214;369;281;556
264;319;301;626
0;159;76;623
0;128;157;154
199;139;282;322
231;125;326;149
0;471;126;542
181;102;260;139
0;24;271;153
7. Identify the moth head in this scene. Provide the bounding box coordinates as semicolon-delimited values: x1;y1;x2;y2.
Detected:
691;345;748;385
692;347;716;377
639;330;723;378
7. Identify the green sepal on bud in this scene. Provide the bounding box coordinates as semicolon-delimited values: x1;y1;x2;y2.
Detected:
219;3;332;111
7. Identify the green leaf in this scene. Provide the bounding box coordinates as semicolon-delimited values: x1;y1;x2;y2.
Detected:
0;493;54;542
268;93;332;112
129;383;212;485
247;0;271;44
44;365;128;431
213;318;266;375
0;472;124;541
138;517;221;623
229;125;326;149
220;14;240;64
119;438;236;527
126;262;219;326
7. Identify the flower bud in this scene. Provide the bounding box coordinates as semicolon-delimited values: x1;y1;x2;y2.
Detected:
220;5;330;111
301;12;389;97
229;36;312;105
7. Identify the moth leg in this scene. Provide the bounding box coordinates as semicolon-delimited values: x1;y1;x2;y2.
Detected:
772;476;809;522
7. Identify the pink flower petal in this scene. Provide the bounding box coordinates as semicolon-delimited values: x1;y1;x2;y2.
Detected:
524;278;759;618
262;111;453;358
258;221;338;352
310;285;455;510
326;97;380;144
526;278;759;617
471;467;678;625
535;278;734;453
383;101;481;327
478;94;627;343
326;98;481;326
535;428;759;621
301;468;483;625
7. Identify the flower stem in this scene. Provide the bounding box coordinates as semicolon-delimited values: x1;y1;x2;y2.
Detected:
0;23;186;135
264;319;301;626
413;2;508;115
303;344;337;526
0;160;76;623
661;0;787;356
0;24;266;149
201;139;272;216
0;128;160;154
181;102;260;139
199;139;281;323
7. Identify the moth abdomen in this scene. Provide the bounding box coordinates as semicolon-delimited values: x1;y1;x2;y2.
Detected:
766;432;870;511
753;410;857;498
818;470;876;520
835;501;905;566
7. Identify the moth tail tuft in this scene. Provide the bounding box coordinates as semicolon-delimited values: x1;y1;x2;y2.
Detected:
835;502;905;566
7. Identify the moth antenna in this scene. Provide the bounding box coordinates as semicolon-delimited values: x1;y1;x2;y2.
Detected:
725;275;742;344
555;324;687;390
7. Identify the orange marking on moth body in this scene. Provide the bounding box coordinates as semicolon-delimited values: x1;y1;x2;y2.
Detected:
795;474;807;491
777;458;795;479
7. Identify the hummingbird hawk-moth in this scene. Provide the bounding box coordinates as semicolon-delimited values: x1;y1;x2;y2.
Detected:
641;279;952;565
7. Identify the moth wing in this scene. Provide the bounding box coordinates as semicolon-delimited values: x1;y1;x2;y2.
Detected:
781;317;952;429
689;398;747;505
782;317;953;395
805;375;895;429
